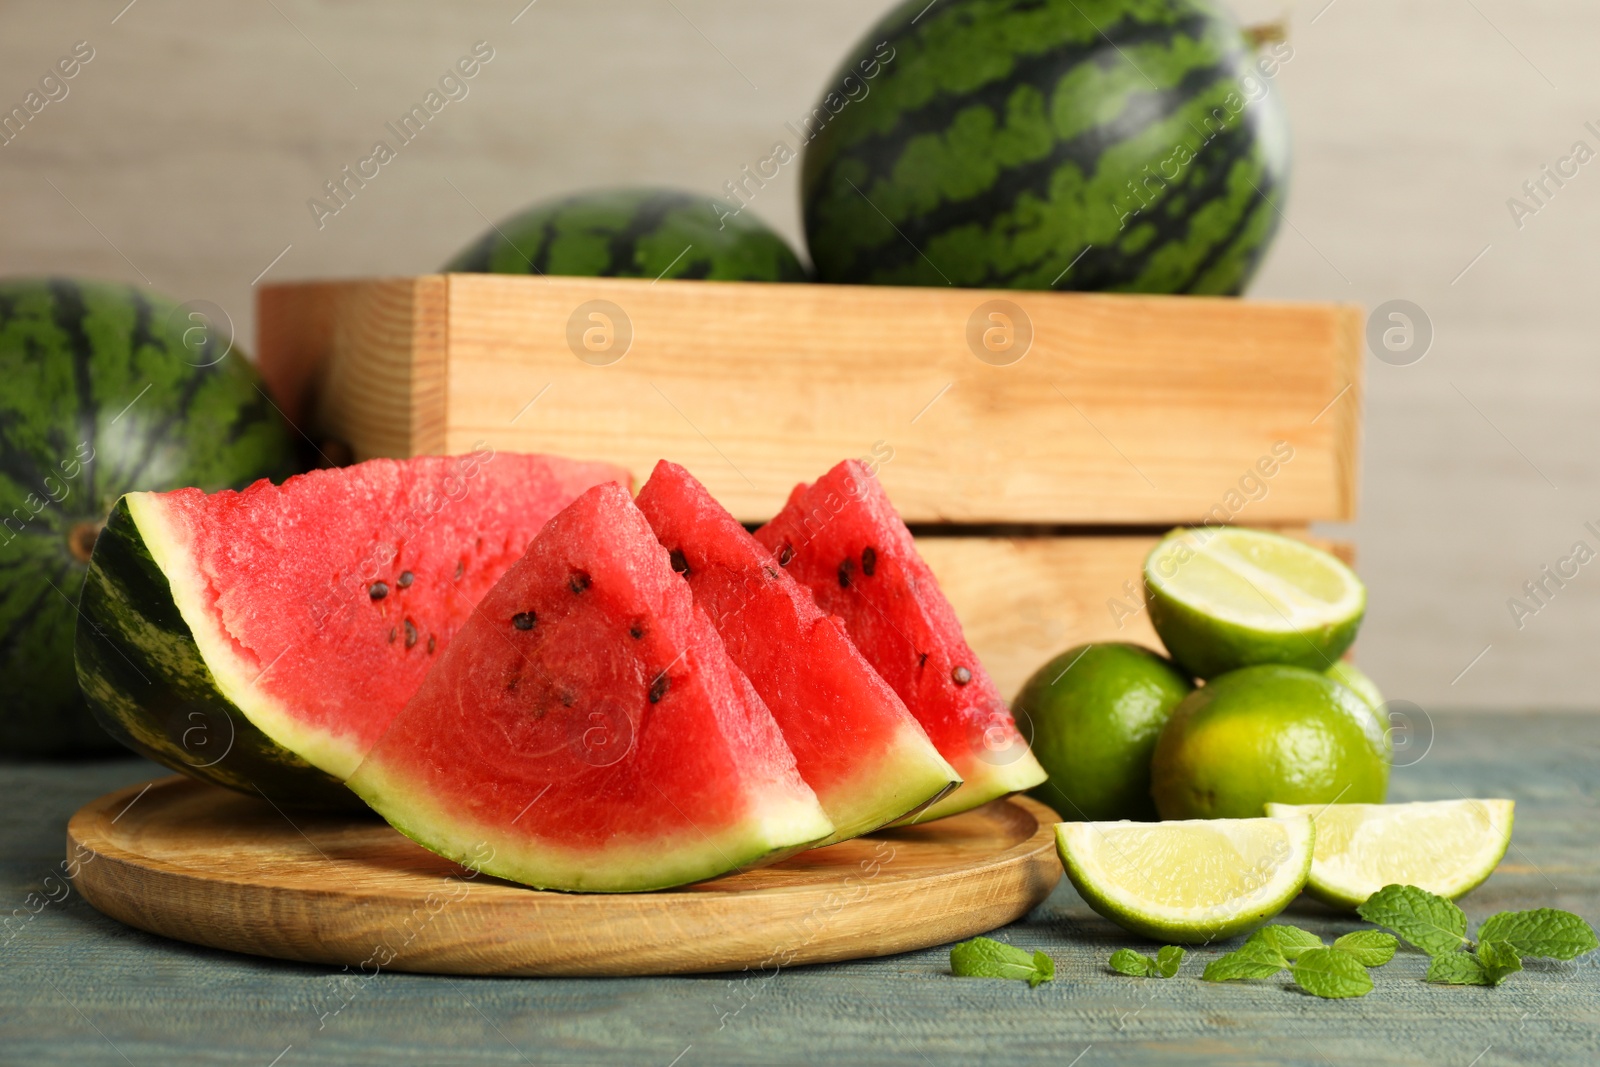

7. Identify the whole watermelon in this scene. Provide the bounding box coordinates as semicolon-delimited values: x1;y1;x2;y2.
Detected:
0;279;299;757
802;0;1291;294
442;187;809;281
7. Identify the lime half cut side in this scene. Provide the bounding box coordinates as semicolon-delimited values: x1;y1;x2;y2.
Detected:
1265;799;1514;910
1143;527;1367;678
1055;814;1313;943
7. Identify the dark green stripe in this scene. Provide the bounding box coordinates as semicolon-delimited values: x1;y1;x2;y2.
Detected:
49;278;100;510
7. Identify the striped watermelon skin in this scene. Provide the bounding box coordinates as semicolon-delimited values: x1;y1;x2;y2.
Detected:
75;498;355;806
802;0;1290;294
0;279;299;757
443;187;809;282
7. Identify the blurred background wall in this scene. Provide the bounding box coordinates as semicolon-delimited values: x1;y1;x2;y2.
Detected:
1;0;1594;711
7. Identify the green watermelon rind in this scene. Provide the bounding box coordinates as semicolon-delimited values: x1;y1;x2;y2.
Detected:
75;497;358;808
348;759;836;894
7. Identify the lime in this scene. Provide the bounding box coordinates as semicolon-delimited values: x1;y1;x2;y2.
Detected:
1016;643;1193;821
1265;799;1514;909
1150;665;1390;820
1325;660;1383;711
1055;814;1314;943
1143;527;1366;678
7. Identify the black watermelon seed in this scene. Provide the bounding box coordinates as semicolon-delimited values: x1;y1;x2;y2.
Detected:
952;665;972;686
505;673;520;693
629;624;645;640
404;619;418;649
778;544;793;566
569;570;591;594
369;581;389;600
764;566;778;580
862;547;877;577
559;688;577;707
397;571;414;588
838;558;855;588
512;612;536;631
669;548;691;577
454;560;465;581
918;652;929;669
427;634;436;654
388;627;397;644
648;672;669;704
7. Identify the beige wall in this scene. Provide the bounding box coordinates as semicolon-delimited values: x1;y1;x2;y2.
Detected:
2;1;1595;710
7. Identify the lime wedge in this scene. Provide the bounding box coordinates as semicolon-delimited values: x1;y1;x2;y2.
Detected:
1265;799;1514;910
1143;527;1366;678
1055;814;1313;943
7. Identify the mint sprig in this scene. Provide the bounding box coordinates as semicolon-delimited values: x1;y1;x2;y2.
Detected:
950;937;1054;987
1109;945;1185;978
1201;923;1397;998
1291;947;1374;999
1358;884;1597;987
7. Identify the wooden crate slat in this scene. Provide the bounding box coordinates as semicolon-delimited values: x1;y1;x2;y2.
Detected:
257;276;1362;526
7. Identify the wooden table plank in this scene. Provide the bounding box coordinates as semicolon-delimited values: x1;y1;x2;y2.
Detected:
4;713;1598;1066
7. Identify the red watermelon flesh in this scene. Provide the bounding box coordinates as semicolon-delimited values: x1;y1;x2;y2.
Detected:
347;483;834;892
126;451;628;780
754;460;1046;822
635;460;960;844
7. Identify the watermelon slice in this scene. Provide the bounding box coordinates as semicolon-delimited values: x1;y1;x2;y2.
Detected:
78;452;628;803
754;460;1047;822
347;483;834;892
635;460;960;844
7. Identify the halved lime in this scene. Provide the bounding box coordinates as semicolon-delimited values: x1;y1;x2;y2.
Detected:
1055;814;1313;943
1266;799;1514;910
1143;527;1366;678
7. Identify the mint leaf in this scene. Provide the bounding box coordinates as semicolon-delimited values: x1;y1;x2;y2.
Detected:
1426;951;1489;985
1155;945;1186;978
1109;949;1156;977
1477;909;1599;961
1357;885;1469;956
1253;925;1324;959
1333;930;1398;967
1292;947;1374;998
1203;938;1287;981
950;937;1054;987
1477;939;1523;986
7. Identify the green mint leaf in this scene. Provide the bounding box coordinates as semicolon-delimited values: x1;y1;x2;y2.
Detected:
1332;930;1399;967
1476;909;1600;961
950;937;1053;987
1108;949;1155;977
1291;947;1374;999
1477;939;1523;986
1027;950;1055;988
1155;945;1186;978
1252;925;1324;959
1357;884;1469;956
1203;938;1287;982
1426;950;1489;985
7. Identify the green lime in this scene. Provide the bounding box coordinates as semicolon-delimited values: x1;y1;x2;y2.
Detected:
1325;660;1383;711
1266;799;1514;910
1143;527;1366;678
1017;643;1193;821
1150;664;1390;820
1055;814;1314;943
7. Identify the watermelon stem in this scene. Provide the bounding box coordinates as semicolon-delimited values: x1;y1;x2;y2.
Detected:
1245;20;1289;48
68;521;102;563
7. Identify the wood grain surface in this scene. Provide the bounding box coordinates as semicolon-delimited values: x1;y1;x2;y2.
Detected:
66;777;1062;978
10;714;1599;1066
255;275;1362;526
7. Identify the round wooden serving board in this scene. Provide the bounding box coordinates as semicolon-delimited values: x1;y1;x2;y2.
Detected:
68;777;1062;977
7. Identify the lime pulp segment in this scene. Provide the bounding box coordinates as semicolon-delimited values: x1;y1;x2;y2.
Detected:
1145;528;1365;634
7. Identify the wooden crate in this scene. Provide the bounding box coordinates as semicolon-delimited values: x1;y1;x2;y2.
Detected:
256;275;1362;698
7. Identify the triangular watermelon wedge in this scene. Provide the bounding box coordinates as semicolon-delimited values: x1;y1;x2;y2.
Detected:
636;460;960;843
347;483;834;892
77;452;628;806
754;460;1047;822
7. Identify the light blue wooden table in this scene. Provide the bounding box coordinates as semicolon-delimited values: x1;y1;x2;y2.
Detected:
5;712;1598;1066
